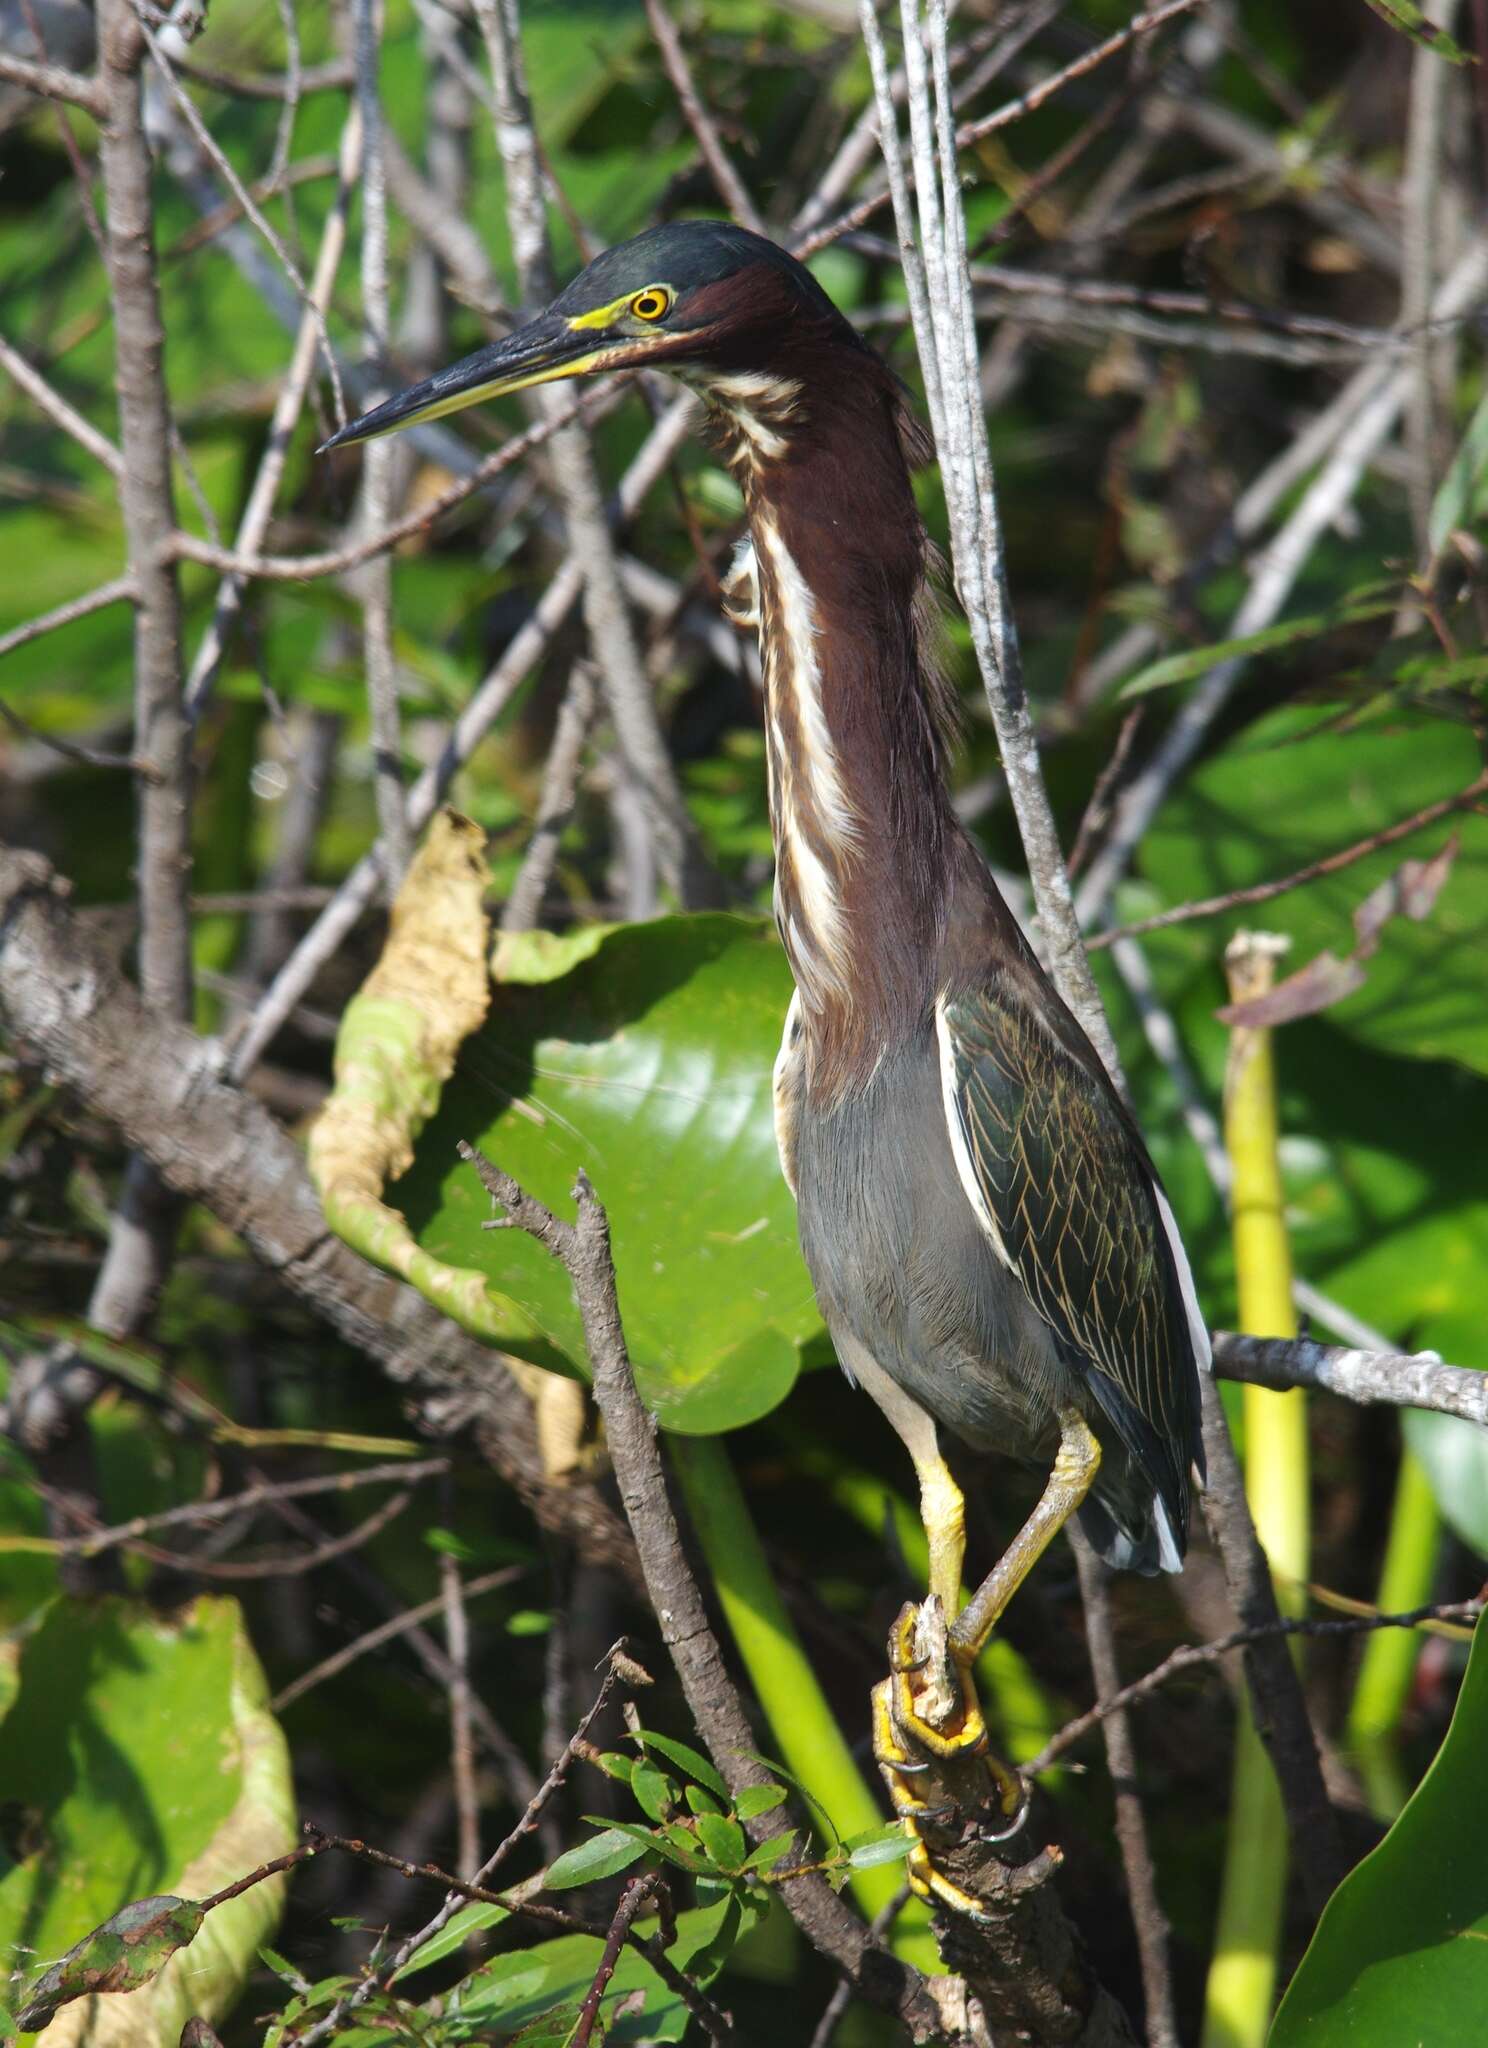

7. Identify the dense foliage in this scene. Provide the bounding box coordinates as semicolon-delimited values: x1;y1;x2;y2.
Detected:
1;1;1485;2044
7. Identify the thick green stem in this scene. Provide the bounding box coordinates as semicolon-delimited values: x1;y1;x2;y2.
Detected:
1345;1447;1440;1820
1201;935;1310;2048
667;1434;932;1952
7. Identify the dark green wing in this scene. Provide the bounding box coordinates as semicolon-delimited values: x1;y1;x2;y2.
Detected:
936;983;1205;1512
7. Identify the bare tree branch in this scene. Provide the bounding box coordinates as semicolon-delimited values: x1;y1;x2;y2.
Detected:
0;44;104;112
1073;231;1488;931
0;846;636;1577
228;391;698;1081
473;0;709;908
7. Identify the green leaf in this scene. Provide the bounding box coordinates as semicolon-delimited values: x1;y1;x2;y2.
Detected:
1140;705;1488;1075
385;915;820;1433
508;2002;584;2048
1401;1411;1488;1557
580;1817;701;1875
0;1596;295;2047
844;1826;914;1870
624;1728;729;1801
683;1783;724;1818
16;1896;205;2032
733;1783;788;1820
588;1752;636;1783
1117;595;1399;698
394;1901;510;1979
1270;1621;1488;2045
1360;0;1475;62
449;1901;745;2044
543;1829;652;1891
694;1813;749;1874
629;1759;677;1822
741;1832;798;1874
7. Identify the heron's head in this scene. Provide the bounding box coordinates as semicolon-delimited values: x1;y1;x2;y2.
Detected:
321;219;863;453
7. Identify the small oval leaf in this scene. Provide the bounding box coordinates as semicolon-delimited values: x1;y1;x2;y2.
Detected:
543;1829;651;1891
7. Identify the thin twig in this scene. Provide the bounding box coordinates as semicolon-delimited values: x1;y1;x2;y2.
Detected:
184;107;363;714
0;692;143;775
1401;0;1463;560
1093;767;1488;945
474;0;706;909
798;0;1202;259
572;1871;667;2048
0;332;123;475
291;1646;637;2044
0;578;139;668
172;391;589;581
1073;231;1488;932
644;0;764;233
0;1456;450;1559
133;5;347;423
351;0;408;887
1026;1599;1484;1778
228;393;698;1081
175;54;353;98
1070;1530;1178;2048
456;1142;948;2042
441;1551;482;1880
501;662;601;933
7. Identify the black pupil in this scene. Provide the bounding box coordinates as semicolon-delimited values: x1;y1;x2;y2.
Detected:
639;293;662;316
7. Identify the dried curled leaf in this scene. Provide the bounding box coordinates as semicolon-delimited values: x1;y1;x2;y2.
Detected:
1217;838;1460;1029
310;808;492;1212
308;811;552;1357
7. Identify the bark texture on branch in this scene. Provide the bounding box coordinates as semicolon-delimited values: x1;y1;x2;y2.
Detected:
0;846;632;1576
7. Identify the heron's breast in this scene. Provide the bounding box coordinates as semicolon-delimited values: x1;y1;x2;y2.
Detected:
791;1031;1065;1451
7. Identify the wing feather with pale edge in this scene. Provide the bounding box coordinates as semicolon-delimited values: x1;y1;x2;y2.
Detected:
772;991;803;1201
936;984;1202;1519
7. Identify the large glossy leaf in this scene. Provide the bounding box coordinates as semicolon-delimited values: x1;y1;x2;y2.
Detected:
1140;705;1488;1076
1269;1621;1488;2045
389;915;821;1434
0;1596;294;2046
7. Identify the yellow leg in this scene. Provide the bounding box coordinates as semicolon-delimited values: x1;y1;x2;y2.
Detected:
839;1337;968;1615
949;1406;1102;1660
918;1448;966;1620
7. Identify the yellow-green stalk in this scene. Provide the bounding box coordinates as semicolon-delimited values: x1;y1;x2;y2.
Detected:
1345;1447;1440;1819
667;1434;935;1962
1201;932;1309;2048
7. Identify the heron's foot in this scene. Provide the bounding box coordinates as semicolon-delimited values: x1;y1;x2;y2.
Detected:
871;1598;1025;1921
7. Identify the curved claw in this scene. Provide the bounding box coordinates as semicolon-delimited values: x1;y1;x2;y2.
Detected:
871;1602;1028;1921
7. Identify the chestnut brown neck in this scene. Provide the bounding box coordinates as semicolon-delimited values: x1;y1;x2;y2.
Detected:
705;363;960;1102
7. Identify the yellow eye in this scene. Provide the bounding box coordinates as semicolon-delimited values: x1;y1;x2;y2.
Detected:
630;286;672;322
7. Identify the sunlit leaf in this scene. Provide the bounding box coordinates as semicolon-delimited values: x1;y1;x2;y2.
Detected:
543;1829;652;1891
0;1596;294;2047
1270;1621;1488;2044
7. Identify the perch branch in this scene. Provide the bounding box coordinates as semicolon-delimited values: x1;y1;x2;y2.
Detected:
456;1143;951;2044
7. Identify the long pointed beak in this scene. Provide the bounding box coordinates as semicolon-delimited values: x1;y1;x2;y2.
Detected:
318;312;616;453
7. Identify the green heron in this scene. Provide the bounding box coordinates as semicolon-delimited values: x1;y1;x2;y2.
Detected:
325;220;1207;1905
